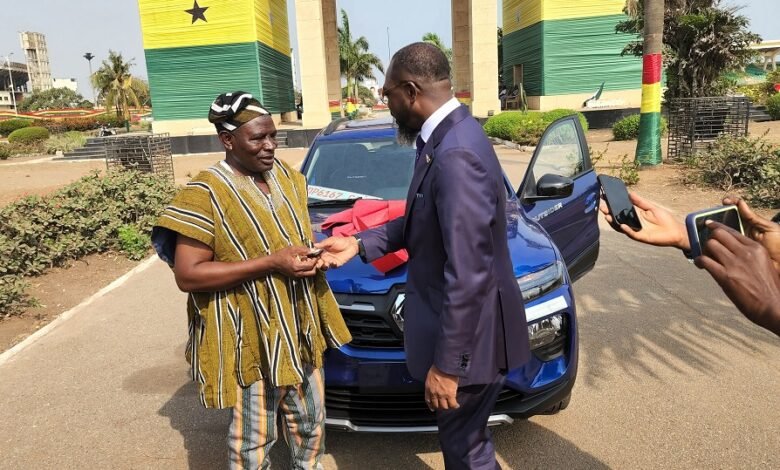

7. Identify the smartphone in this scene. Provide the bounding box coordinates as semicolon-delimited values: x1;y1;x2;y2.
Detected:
685;205;744;258
306;248;324;258
598;174;642;232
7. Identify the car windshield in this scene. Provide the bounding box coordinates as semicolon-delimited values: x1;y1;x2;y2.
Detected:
304;138;415;201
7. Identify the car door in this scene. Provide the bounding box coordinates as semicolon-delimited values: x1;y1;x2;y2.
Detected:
519;116;600;281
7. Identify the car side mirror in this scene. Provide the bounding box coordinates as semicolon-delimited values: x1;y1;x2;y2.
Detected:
526;174;574;201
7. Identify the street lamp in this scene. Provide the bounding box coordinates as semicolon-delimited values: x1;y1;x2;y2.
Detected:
83;52;96;106
4;53;18;115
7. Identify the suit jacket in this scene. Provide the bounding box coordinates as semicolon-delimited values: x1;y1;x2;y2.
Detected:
360;104;530;386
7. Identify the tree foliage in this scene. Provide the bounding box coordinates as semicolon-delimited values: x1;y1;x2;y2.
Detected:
18;87;89;111
91;51;142;122
338;9;384;100
422;32;453;63
616;0;761;98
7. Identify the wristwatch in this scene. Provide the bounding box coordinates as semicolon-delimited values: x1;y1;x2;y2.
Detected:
354;236;367;261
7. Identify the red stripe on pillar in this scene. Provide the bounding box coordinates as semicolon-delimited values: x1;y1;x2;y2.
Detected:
642;54;663;84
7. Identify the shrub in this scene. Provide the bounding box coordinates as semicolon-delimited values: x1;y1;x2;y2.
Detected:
0;143;10;160
484;111;547;145
8;141;45;157
118;224;151;260
95;114;125;128
0;170;176;315
8;126;50;144
735;84;769;106
542;109;589;132
766;93;780;120
0;119;33;137
612;114;667;141
685;134;780;208
44;132;87;154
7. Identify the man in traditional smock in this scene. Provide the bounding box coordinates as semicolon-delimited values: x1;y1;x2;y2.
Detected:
152;91;351;469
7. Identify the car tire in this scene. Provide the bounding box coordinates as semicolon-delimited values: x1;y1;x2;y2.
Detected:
541;393;571;415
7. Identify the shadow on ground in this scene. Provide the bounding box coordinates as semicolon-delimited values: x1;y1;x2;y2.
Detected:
157;378;606;469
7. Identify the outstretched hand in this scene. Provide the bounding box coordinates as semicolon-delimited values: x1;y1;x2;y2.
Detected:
599;191;689;250
271;246;319;278
723;195;780;273
695;221;780;336
315;236;359;270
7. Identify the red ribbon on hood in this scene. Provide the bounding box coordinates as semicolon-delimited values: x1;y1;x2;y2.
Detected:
321;200;408;274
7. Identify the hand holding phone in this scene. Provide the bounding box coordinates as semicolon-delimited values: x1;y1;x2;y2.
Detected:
685;205;744;258
598;175;642;232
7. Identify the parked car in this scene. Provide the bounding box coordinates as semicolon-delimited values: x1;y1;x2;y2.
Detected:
301;114;600;432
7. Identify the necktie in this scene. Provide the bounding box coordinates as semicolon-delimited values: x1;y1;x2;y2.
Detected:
415;135;425;162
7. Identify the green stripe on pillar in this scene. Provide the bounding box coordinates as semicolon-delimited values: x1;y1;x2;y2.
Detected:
145;42;262;121
257;41;295;114
636;112;663;165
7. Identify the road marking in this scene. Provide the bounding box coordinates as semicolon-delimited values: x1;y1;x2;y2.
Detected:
0;255;159;367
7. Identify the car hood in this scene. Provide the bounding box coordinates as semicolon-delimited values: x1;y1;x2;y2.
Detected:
310;201;558;295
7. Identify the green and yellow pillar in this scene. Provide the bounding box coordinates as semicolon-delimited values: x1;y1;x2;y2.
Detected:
138;0;295;135
636;53;663;165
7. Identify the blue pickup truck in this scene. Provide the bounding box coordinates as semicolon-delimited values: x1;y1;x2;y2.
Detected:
301;114;600;432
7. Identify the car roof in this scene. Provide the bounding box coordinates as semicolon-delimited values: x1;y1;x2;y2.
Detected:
317;116;396;142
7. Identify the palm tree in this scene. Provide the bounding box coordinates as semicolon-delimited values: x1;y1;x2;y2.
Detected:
91;51;141;124
634;0;664;166
422;32;453;63
338;9;384;100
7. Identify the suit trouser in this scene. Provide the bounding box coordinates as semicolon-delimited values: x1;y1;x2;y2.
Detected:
227;366;325;470
436;371;507;470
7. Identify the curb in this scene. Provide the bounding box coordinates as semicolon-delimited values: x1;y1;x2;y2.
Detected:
0;255;159;367
490;137;536;152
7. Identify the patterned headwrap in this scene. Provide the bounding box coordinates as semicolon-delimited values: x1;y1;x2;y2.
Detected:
208;91;270;132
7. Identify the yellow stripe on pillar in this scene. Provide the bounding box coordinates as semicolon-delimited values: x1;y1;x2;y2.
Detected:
640;83;662;114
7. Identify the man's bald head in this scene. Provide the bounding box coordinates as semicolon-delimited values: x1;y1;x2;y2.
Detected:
388;42;451;84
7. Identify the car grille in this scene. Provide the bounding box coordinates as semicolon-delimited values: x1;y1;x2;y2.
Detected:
335;289;404;348
325;388;523;427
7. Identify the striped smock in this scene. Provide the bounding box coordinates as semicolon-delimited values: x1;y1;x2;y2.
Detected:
153;159;351;409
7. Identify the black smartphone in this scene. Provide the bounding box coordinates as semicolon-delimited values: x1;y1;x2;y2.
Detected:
306;248;324;258
598;174;642;232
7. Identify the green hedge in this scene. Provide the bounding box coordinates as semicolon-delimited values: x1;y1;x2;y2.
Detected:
0;170;176;316
766;93;780;120
483;110;590;146
0;143;10;160
0;119;33;137
612;114;668;141
8;126;50;144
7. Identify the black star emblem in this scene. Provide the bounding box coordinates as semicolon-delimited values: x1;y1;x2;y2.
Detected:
185;1;208;24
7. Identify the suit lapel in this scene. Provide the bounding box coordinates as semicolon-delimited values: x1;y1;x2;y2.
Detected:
402;105;472;235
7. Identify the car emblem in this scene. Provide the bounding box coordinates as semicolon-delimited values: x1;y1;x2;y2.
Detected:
390;292;405;332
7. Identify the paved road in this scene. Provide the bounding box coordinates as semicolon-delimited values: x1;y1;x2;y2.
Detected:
1;149;779;469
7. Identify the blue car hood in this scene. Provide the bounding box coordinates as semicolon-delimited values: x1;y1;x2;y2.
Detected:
310;201;558;295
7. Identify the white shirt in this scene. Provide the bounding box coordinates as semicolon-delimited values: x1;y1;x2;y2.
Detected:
419;97;462;144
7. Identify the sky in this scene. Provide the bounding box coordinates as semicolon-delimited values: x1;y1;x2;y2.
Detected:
1;0;776;99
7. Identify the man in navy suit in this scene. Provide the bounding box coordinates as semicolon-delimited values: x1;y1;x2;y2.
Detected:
317;42;530;469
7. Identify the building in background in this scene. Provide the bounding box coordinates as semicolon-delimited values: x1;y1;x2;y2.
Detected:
20;31;53;92
53;78;79;92
0;59;28;111
137;0;296;136
502;0;643;110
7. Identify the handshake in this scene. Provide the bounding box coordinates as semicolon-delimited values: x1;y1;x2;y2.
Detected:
274;237;360;278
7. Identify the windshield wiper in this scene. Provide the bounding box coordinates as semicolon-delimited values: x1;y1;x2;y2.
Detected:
307;197;363;208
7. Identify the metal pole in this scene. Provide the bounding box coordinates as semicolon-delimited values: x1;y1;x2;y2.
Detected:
5;55;18;115
386;27;391;66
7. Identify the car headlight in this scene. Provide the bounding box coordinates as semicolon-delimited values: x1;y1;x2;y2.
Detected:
517;261;564;302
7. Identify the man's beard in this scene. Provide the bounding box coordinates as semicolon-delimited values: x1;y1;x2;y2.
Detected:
396;122;418;147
